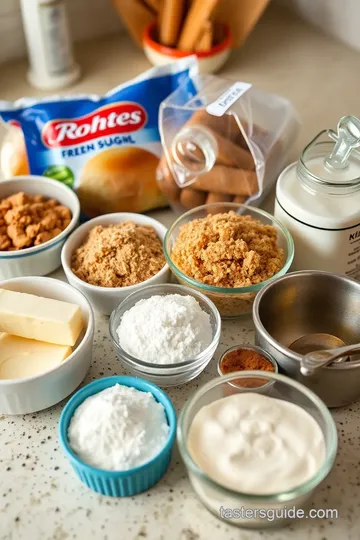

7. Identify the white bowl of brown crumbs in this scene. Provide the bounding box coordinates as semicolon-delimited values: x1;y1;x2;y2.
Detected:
0;176;80;279
164;203;294;318
61;213;170;315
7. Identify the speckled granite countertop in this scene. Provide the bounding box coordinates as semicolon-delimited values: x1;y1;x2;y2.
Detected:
2;212;360;540
2;4;360;540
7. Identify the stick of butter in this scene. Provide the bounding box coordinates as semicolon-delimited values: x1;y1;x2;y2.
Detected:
0;289;84;346
0;334;71;380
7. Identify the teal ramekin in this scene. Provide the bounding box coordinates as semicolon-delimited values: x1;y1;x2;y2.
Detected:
58;375;176;497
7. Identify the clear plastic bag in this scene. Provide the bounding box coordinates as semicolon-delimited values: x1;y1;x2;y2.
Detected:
157;75;299;212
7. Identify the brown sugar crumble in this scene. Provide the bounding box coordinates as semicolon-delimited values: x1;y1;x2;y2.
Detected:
171;211;284;287
0;191;71;251
71;221;165;288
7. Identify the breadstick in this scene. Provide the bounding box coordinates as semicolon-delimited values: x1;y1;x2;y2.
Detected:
196;21;213;51
233;195;247;204
176;128;254;170
160;0;185;46
178;0;220;51
211;130;254;169
206;192;232;204
187;109;242;143
156;156;180;201
205;192;232;214
186;110;269;151
180;188;207;209
193;165;258;196
143;0;162;13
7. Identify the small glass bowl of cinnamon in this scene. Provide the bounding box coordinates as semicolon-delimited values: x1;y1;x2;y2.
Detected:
217;345;278;395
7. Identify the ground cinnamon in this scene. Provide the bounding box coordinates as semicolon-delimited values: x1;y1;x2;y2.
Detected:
220;347;275;388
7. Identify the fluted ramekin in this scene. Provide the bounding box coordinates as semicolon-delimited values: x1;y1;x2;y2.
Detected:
59;376;176;497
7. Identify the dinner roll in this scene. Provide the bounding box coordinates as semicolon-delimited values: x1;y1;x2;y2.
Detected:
0;126;30;178
77;147;167;217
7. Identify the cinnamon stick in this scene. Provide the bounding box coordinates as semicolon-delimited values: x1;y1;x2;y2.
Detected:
143;0;162;13
196;21;213;51
177;0;220;51
176;124;254;170
210;130;254;169
160;0;185;46
156;156;181;202
112;0;153;46
206;192;232;204
233;195;247;204
193;165;258;196
180;188;207;209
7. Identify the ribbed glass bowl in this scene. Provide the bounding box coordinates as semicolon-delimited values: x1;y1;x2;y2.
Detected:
109;283;221;386
177;371;337;529
163;203;294;318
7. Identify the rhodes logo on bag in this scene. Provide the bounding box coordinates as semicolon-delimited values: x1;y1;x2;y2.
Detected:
42;103;148;150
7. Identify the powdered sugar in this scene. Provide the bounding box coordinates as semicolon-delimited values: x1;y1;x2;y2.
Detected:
68;384;169;471
116;294;212;364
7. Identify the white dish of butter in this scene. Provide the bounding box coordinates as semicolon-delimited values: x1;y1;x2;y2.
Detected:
187;392;325;495
0;334;71;379
0;277;94;415
0;288;85;381
0;288;83;346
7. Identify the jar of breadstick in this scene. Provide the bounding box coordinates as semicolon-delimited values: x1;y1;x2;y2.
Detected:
157;75;300;213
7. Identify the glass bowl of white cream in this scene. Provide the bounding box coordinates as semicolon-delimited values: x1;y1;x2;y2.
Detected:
177;371;337;529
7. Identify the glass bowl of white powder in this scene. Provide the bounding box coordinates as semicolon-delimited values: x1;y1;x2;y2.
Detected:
177;371;337;529
109;284;221;386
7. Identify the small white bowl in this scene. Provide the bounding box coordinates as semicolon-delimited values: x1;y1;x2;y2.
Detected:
143;21;231;74
0;276;94;415
0;176;80;279
61;213;170;315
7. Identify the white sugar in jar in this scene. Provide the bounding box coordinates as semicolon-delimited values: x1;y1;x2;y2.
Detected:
275;115;360;278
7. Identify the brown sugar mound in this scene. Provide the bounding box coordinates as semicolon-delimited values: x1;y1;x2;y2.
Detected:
0;191;71;251
71;221;165;288
171;211;284;288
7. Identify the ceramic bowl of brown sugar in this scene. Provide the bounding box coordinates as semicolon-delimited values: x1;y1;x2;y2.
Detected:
164;203;294;318
61;213;170;315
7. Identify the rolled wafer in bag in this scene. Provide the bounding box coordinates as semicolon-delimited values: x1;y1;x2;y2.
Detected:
206;192;233;214
180;187;207;209
158;72;300;213
193;166;258;196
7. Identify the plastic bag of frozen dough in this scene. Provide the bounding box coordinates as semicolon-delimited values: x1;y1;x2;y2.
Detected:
157;75;300;212
0;58;198;217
